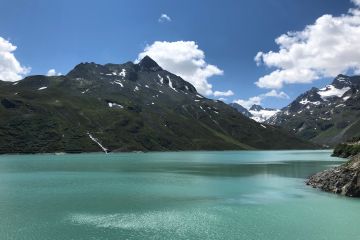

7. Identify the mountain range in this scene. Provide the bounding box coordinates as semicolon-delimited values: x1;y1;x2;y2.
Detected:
229;74;360;147
0;56;314;153
266;74;360;146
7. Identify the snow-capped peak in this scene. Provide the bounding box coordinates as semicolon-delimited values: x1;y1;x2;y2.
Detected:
248;104;279;123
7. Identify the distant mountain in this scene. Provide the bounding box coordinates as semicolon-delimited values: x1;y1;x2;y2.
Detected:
249;104;264;111
229;103;279;123
228;103;252;117
248;104;280;123
0;56;314;153
267;74;360;146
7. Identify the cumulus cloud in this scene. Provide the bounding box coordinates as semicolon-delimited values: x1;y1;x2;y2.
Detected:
213;90;234;97
137;41;226;95
233;96;262;109
0;37;30;81
263;89;289;98
255;1;360;89
158;14;171;23
46;69;61;76
352;0;360;7
233;90;289;109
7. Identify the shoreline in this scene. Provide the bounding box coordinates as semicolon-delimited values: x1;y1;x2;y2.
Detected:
0;148;330;156
306;154;360;197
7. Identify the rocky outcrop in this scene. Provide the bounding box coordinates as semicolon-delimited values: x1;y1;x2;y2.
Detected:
306;154;360;197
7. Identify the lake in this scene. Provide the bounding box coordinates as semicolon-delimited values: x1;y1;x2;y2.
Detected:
0;150;359;240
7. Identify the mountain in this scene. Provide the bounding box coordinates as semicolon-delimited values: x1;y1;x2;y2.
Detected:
228;103;252;117
248;104;280;123
249;104;264;111
229;103;279;123
0;56;314;153
267;74;360;146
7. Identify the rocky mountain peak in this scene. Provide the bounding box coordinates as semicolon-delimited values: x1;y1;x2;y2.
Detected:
66;62;109;79
332;74;360;89
249;104;263;111
138;55;162;72
0;57;315;153
332;74;352;88
228;103;252;118
265;74;360;146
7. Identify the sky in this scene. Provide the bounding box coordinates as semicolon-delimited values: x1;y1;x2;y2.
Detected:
1;0;359;109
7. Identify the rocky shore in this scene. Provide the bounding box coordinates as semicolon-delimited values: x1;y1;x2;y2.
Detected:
306;154;360;197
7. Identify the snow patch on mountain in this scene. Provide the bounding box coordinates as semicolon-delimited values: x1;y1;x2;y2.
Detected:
108;102;123;108
317;85;350;100
158;74;164;84
299;98;321;105
166;75;178;92
299;98;311;105
343;95;351;101
119;69;126;78
113;80;124;87
250;109;280;123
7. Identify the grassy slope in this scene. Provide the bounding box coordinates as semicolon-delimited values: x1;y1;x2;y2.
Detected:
0;67;315;153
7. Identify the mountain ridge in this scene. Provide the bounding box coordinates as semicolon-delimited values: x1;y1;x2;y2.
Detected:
0;56;314;153
266;74;360;146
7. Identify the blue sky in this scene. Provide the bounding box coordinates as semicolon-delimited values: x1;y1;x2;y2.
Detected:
0;0;358;109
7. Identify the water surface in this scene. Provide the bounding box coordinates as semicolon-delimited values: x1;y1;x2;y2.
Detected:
0;150;358;240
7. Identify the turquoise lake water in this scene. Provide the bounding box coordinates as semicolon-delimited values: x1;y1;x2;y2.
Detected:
0;150;359;240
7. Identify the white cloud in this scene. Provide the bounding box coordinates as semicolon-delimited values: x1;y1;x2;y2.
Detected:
137;41;225;96
0;37;30;82
255;1;360;89
352;0;360;7
214;90;234;97
158;14;171;23
233;90;289;109
264;89;289;98
233;96;262;109
46;69;61;76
